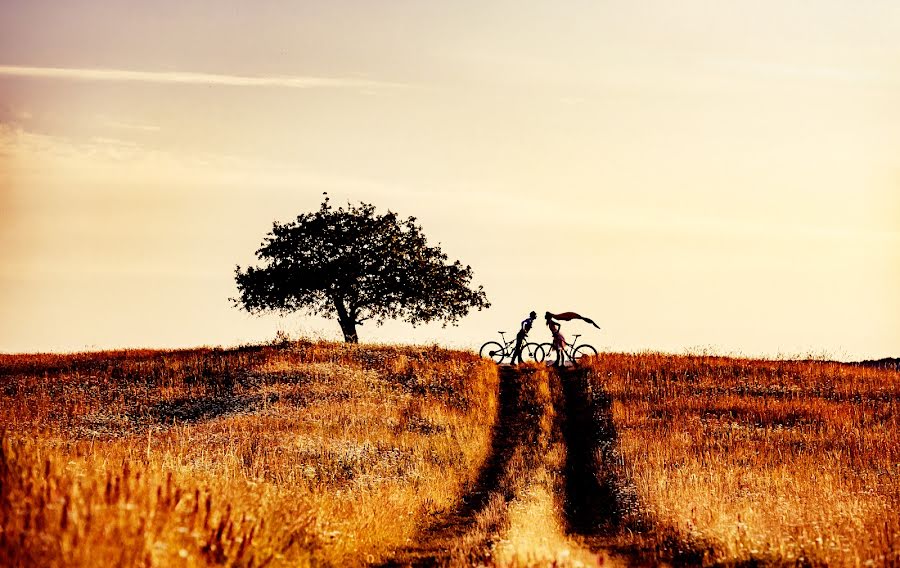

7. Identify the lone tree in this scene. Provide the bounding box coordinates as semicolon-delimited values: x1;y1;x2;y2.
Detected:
233;195;490;343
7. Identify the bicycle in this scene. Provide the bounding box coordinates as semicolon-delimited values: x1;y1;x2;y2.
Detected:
479;331;544;364
538;334;598;367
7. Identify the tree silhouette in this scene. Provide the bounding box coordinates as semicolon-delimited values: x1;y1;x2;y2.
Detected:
233;195;490;343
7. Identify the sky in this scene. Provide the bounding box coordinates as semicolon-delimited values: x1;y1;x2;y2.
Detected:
1;1;898;360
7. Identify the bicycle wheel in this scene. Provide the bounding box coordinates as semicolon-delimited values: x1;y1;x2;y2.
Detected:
524;342;545;363
540;343;556;366
479;341;506;364
572;344;599;365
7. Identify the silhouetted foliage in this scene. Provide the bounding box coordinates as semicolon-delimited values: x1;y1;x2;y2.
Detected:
233;195;490;342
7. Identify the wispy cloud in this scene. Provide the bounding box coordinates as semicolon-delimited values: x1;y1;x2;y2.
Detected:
0;124;401;194
703;57;894;86
0;65;404;89
102;119;161;132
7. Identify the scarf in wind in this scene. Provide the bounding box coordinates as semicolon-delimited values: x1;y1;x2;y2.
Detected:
548;311;601;329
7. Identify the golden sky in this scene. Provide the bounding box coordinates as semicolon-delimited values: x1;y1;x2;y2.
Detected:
1;1;898;359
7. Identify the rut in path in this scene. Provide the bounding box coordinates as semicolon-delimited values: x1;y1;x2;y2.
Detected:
557;367;634;536
378;365;549;567
556;367;708;566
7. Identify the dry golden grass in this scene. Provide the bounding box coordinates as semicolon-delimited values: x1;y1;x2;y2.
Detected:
5;343;899;567
0;341;498;567
581;353;900;566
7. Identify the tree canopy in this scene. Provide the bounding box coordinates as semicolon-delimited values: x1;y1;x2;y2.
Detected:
233;195;490;343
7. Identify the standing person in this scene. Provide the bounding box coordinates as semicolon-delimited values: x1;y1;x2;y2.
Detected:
510;311;537;364
545;312;566;367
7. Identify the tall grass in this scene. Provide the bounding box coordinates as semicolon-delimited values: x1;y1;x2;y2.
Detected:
6;344;897;566
583;354;900;566
0;341;498;567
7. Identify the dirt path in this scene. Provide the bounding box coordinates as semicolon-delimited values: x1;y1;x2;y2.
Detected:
377;365;637;567
377;366;545;567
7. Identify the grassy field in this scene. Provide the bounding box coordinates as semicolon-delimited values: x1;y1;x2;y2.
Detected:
0;342;498;566
578;354;900;566
2;342;898;566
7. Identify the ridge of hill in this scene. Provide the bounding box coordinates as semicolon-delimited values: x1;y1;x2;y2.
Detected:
853;357;900;371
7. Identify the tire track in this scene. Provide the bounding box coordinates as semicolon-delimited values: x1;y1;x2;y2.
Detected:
556;366;634;536
379;364;646;567
378;365;548;567
556;366;707;566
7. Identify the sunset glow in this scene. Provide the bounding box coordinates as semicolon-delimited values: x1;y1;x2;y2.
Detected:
1;1;898;358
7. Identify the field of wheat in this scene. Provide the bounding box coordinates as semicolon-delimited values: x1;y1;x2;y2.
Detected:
2;342;899;567
580;354;900;566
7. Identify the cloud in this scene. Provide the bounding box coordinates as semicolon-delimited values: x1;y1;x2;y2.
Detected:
0;65;405;90
103;119;161;132
0;124;399;196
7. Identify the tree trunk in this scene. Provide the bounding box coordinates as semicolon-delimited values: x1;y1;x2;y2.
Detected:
338;318;359;343
334;299;359;343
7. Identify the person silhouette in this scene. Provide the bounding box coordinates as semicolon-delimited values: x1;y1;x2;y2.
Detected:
545;312;566;367
510;311;537;364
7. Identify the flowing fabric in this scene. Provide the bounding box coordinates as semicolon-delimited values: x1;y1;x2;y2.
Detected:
548;311;601;329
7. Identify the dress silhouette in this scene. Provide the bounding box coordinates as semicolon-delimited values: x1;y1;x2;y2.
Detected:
545;312;566;367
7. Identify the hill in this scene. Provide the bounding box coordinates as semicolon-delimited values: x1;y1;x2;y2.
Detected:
1;343;898;566
855;357;900;372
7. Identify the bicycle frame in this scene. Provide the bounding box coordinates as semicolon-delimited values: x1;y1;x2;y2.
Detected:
480;330;542;363
499;331;535;356
547;334;581;363
496;332;514;352
541;332;599;367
